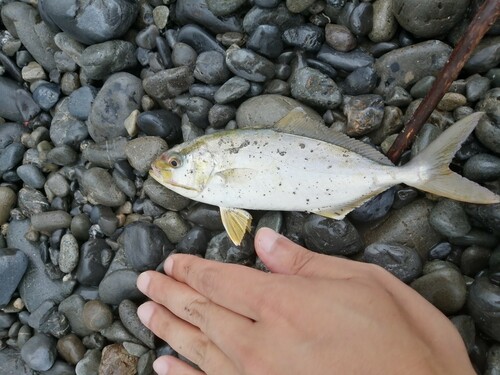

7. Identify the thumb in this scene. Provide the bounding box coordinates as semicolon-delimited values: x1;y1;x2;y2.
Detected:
255;228;357;279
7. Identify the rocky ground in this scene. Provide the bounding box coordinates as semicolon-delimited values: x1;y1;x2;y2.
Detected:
0;0;499;374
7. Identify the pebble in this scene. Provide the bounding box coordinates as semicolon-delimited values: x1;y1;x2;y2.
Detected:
176;227;210;256
317;44;374;72
142;66;194;101
46;173;70;198
58;234;79;274
243;3;303;34
349;2;373;36
82;300;114;332
176;24;225;55
47;145;78;166
119;300;155;349
375;40;452;95
21;61;46;83
410;76;436;99
143;176;191;211
369;0;397;42
437;93;467;112
184;96;213;129
79;167;126;207
344;94;385;136
460;246;491;277
98;269;143;306
153;6;169;29
324;24;356;52
0;248;28;307
32;83;60;111
80;40;136;80
171;42;197;68
303;215;363;256
125;136;168;175
38;0;139;45
67;86;97;121
75;349;101;375
290;67;342;109
247;25;283;59
0;77;28;122
0;186;17;225
465;37;500;74
429;200;471;238
393;0;468;38
58;295;92;337
466;75;490;103
81;137;127;169
205;232;254;265
99;344;138;375
207;0;246;16
20;334;57;371
154;211;191;244
31;211;72;233
282;24;324;52
340;65;378;96
75;239;112;287
226;45;275;83
463;154;500;182
56;334;85;365
121;221;173;272
468;275;500;341
349;188;395;222
0;141;25;176
18;187;49;218
450;315;476;354
411;261;466;314
88;73;144;142
194;51;230;85
208;104;237;129
136;109;181;139
0;347;35;375
49;99;89;148
364;243;422;283
214;76;251;104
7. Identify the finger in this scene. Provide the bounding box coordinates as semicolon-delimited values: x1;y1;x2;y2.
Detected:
153;355;205;375
138;271;254;360
164;254;272;320
255;227;360;278
137;301;239;374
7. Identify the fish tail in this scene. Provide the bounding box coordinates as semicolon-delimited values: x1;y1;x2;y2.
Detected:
402;112;500;204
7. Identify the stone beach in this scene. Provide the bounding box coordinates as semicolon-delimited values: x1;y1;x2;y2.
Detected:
0;0;499;373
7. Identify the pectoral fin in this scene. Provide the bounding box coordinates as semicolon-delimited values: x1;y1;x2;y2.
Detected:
220;207;253;246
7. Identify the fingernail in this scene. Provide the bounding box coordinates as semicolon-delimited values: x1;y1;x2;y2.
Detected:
258;228;281;254
164;256;173;275
136;272;151;293
153;359;169;374
136;303;153;325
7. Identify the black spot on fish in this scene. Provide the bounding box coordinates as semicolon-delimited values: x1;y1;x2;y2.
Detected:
299;143;305;149
277;149;286;156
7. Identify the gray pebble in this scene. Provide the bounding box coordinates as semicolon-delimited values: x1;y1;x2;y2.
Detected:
466;75;490;103
429;199;471;238
100;321;142;345
59;233;79;274
364;243;422;282
247;24;283;59
16;164;46;189
460;246;491;277
47;145;78;166
67;86;97;121
176;0;242;34
225;45;275;83
98;269;143;306
214;76;251;104
79;167;126;207
464;36;500;74
171;42;197;68
243;3;303;34
82;300;113;331
75;239;112;286
20;334;57;371
0;248;28;307
81;137;127;169
154;211;191;244
18;187;50;218
344;94;384;136
194;51;230;85
49;98;88;148
119;300;155;349
317;44;373;72
56;334;85;365
75;349;101;375
143;176;191;211
177;24;226;54
143;66;194;101
325;24;356;52
125;137;168;175
45;173;70;198
0;186;17;225
58;295;92;337
31;211;72;233
468;275;500;341
32;83;60;111
207;0;246;16
282;24;324;52
70;214;91;242
290;67;342;109
463;154;500;182
410;76;436;99
369;0;397;42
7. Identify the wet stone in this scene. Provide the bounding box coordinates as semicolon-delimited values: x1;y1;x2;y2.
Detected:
460;246;491;277
344;94;384;136
154;211;191;244
143;176;191;211
80;40;136;81
349;188;395;223
98;269;143;306
429;200;471;238
122;221;173;272
81;137;127;169
46;173;70;198
125;136;168;175
59;233;79;274
214;76;251;104
463;154;500;182
176;227;210;256
184;96;213;129
247;25;283;59
0;248;28;307
468;275;500;341
206;232;255;265
466;75;490;103
363;243;422;283
82;300;113;332
207;0;246;17
171;42;197;68
208;104;236;129
194;51;230;85
75;239;112;287
176;24;225;55
75;349;101;375
290;67;342;109
67;86;97;121
32;83;60;111
20;334;57;372
18;187;50;217
465;36;500;74
16;164;45;189
349;2;373;36
143;66;194;101
119;300;155;349
226;45;275;82
0;142;25;176
303;215;363;256
49;98;89;148
243;3;304;34
79;167;126;207
369;0;397;42
410;76;436;99
282;24;324;52
340;65;378;96
317;44;373;72
56;334;85;365
450;315;476;354
47;145;78;166
31;211;72;233
325;23;356;52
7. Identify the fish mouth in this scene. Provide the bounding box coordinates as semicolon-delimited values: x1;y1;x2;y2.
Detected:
149;164;200;192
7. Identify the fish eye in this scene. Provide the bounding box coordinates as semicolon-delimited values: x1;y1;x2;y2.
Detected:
167;154;182;168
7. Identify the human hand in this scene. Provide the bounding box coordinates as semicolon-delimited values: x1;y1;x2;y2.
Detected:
136;228;475;375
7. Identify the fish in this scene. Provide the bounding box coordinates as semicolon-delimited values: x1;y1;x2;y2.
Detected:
150;108;500;245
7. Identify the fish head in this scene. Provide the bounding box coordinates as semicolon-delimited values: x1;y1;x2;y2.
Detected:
149;142;215;198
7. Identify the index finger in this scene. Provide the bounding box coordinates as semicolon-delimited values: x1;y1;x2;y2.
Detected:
164;254;273;321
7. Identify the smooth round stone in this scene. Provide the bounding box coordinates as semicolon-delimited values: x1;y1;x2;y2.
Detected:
18;187;49;217
75;239;112;287
410;76;436;99
349;2;373;35
254;0;281;7
67;86;97;121
16;164;45;189
38;0;139;45
171;42;197;68
363;243;422;283
80;40;136;80
119;300;155;348
0;142;25;176
375;40;452;94
246;24;283;59
466;201;500;234
349;188;395;222
369;0;397;42
75;349;101;375
393;0;468;38
477;88;500;124
153;5;169;29
45;173;70;198
205;231;254;265
460;246;491;277
79;167;126;207
429;199;471;238
485;345;500;374
142;66;194;101
0;186;17;226
81;137;127;169
463;154;500;182
20;334;57;371
56;334;85;365
468;276;500;341
184;96;212;129
450;315;476;354
194;51;230;85
340;65;378;95
31;211;71;233
59;233;79;274
225;45;275;83
185;204;224;231
290;67;342;109
125;136;168;175
385;86;413;107
154;211;191;244
98;269;143;305
122;221;173;272
49;99;88;148
206;0;246;16
176;227;210;256
0;248;28;306
368;106;403;145
175;0;241;34
46;145;78;166
344;94;384;136
282;24;324;52
317;44;373;72
40;360;75;375
466;75;490;103
32;83;60;111
428;242;453;260
143;177;191;211
214;76;251;104
208;104;236;129
88;73;144;142
465;36;500;73
411;263;466;314
243;3;304;34
71;214;91;242
303;215;363;256
176;24;225;55
325;23;356;52
135;24;159;50
286;0;315;13
0;77;28;122
137;111;181;142
82;300;113;331
60;72;80;95
264;79;290;95
437;93;467;112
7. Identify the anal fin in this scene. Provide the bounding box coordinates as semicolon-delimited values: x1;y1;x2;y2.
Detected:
220;207;253;246
310;191;382;220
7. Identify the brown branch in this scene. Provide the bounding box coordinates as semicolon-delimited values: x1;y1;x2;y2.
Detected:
387;0;500;164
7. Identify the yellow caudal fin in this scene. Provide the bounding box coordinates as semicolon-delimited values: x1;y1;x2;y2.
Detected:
403;112;500;204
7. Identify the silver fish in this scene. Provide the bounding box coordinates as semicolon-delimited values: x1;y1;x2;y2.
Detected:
150;109;500;245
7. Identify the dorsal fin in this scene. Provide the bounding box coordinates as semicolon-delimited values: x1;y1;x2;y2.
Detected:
274;108;393;166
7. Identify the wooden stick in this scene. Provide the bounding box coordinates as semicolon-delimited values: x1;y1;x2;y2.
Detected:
386;0;500;163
